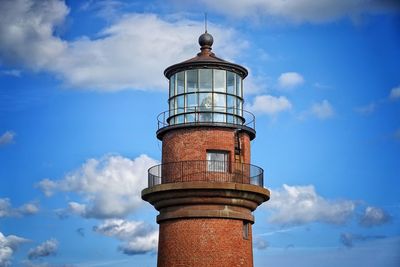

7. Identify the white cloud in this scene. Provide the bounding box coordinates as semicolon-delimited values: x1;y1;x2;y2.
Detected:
254;237;268;250
246;95;292;115
0;0;246;91
354;102;376;115
310;100;334;119
389;85;400;100
278;72;304;89
359;206;391;227
0;0;68;70
37;154;158;219
0;70;21;77
94;219;158;255
0;131;15;146
0;232;29;267
27;239;58;260
0;198;39;218
266;184;355;225
184;0;400;23
340;233;386;248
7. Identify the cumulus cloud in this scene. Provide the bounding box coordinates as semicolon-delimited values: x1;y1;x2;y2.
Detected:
254;237;268;250
0;232;29;267
28;239;58;260
0;0;246;91
0;0;68;70
0;131;15;146
359;206;391;227
181;0;400;23
278;72;304;89
0;198;39;218
340;233;386;248
37;154;158;219
266;184;355;225
389;85;400;100
94;219;158;255
246;95;292;115
309;100;334;119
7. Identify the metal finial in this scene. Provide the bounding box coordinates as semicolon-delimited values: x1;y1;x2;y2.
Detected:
205;12;207;33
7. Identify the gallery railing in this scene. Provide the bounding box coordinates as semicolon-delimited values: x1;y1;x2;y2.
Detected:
148;160;264;188
156;107;255;131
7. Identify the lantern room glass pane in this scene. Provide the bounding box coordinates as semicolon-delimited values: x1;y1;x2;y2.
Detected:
236;75;242;97
176;115;184;124
186;70;198;93
176;95;184;114
186;93;197;112
199;69;212;91
214;70;226;92
199;93;212;111
214;113;226;123
185;113;195;123
227;95;235;111
177;72;185;95
213;93;226;112
227;72;235;94
169;100;175;116
237;99;243;116
169;74;176;97
227;115;234;124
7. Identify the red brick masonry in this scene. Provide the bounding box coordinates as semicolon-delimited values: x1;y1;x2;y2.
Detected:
158;218;253;267
162;127;251;164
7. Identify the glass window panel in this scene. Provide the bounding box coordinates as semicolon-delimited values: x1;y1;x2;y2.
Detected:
227;72;235;95
199;69;212;91
236;75;242;97
185;113;195;123
214;70;226;92
237;99;243;116
186;93;197;112
176;95;184;114
176;115;184;124
207;151;228;172
177;72;185;95
169;99;175;116
169;74;175;97
186;70;198;93
213;113;226;123
227;115;234;124
199;93;212;111
199;112;212;122
213;93;226;112
227;95;235;112
169;116;175;125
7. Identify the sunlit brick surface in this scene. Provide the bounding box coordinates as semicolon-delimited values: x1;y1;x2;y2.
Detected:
158;218;253;267
162;127;251;164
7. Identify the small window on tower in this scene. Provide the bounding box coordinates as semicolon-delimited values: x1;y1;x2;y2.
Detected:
207;151;228;172
243;221;249;239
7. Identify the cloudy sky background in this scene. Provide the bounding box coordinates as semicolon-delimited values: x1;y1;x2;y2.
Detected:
0;0;399;266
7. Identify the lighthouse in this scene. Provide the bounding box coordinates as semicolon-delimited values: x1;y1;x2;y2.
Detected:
142;31;270;267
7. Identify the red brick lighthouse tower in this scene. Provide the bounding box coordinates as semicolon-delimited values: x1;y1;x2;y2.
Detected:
142;31;270;267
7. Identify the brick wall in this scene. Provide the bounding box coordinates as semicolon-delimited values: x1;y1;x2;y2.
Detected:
158;218;253;267
162;127;251;164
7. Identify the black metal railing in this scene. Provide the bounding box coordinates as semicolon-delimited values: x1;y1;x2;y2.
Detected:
156;107;256;131
147;160;264;188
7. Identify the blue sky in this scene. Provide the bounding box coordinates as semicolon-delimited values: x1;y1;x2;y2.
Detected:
0;0;399;266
